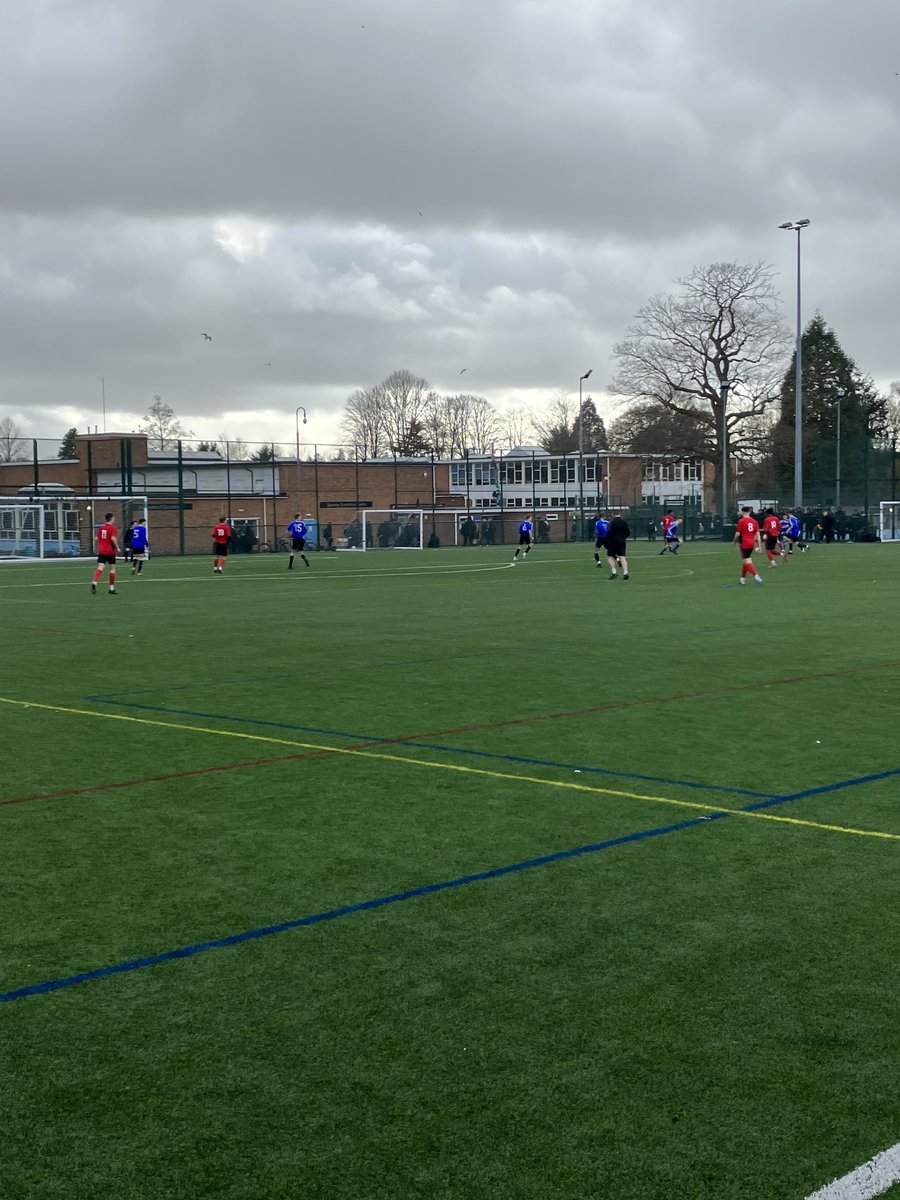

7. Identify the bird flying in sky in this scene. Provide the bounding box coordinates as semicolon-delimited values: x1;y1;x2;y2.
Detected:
202;332;212;341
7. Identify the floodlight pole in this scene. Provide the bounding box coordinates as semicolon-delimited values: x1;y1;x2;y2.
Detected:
835;389;844;510
780;219;811;508
720;379;730;531
578;369;592;537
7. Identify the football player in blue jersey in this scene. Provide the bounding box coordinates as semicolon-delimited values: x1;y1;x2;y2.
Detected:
780;512;807;555
287;514;310;569
512;516;534;563
130;518;150;575
593;513;609;567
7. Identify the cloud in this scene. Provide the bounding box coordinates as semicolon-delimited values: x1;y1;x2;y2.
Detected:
1;0;899;445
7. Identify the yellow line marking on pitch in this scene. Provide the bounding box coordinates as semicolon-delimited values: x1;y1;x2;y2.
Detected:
2;695;898;843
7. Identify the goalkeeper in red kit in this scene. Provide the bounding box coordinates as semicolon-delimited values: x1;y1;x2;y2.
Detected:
733;507;763;585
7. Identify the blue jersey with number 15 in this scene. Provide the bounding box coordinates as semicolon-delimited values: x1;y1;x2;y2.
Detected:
288;520;308;539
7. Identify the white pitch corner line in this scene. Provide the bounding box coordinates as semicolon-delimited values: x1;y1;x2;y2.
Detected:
805;1142;900;1200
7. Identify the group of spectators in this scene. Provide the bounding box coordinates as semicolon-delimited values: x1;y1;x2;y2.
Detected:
735;507;875;543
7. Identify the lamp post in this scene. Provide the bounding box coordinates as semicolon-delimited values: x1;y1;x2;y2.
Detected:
835;388;845;510
720;379;731;532
294;406;308;465
578;369;592;537
779;219;811;508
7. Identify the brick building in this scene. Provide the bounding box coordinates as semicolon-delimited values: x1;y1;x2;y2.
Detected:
1;434;723;556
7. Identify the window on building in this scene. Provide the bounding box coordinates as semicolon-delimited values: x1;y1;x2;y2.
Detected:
584;459;597;482
566;460;577;483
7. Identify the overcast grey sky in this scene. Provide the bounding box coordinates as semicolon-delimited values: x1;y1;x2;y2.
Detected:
1;0;898;450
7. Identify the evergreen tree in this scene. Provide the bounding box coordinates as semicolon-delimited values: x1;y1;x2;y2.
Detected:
577;397;609;452
773;313;887;500
58;427;78;459
391;419;431;458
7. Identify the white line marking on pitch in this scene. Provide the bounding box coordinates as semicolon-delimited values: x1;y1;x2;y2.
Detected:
805;1142;900;1199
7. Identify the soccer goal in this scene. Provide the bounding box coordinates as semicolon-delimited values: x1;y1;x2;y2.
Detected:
0;495;149;559
340;509;425;550
0;505;45;559
878;501;900;542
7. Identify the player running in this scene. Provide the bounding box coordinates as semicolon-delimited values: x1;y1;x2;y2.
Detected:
659;510;681;555
593;514;609;567
761;508;782;569
286;514;310;570
130;518;149;575
780;511;807;555
212;518;231;574
733;507;762;585
91;512;119;595
512;516;534;563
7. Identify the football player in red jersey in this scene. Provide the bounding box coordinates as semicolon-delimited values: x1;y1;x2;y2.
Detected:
91;512;120;595
761;508;782;568
733;507;762;585
212;518;232;574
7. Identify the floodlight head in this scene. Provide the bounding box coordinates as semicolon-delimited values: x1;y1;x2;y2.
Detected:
778;222;794;229
797;218;811;227
581;369;593;380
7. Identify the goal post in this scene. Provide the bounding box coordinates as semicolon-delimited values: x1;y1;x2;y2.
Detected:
0;505;44;559
339;509;425;550
0;495;149;559
878;501;900;542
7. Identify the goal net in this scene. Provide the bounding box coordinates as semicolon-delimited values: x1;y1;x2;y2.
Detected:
339;509;425;550
878;501;900;542
0;505;44;559
0;496;149;559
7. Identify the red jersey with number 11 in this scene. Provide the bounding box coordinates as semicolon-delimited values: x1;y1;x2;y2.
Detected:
736;516;758;550
96;522;117;556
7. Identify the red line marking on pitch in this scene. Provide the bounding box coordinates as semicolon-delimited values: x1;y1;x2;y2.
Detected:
381;660;900;742
4;661;899;810
0;752;333;808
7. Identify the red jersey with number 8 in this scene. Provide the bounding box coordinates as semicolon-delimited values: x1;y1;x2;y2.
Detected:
736;516;758;550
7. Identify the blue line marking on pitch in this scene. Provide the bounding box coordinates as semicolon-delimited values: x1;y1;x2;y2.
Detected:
748;766;900;806
83;697;778;801
0;813;725;1003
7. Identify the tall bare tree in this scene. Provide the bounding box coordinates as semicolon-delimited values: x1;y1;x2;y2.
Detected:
217;431;250;460
423;392;500;456
465;396;500;455
140;397;194;450
342;387;386;459
0;416;27;462
498;407;531;450
378;370;431;454
611;262;790;462
531;392;578;454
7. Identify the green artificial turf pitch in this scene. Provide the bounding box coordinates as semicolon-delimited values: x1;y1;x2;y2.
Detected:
1;541;899;1200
